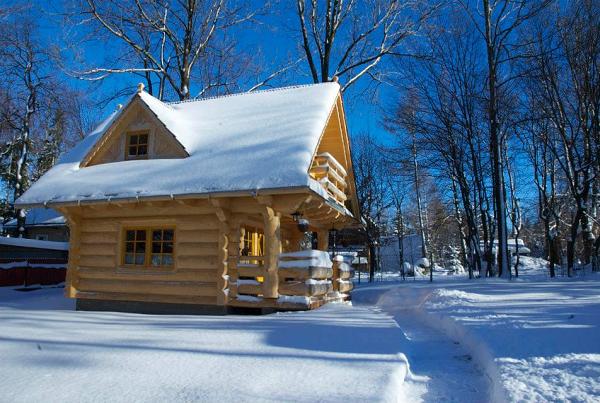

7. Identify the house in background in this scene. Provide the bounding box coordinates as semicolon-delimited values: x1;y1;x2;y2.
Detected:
380;234;424;272
2;208;68;242
0;236;68;260
17;82;359;314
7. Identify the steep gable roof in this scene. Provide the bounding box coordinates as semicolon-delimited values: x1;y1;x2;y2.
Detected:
16;83;343;207
81;96;189;167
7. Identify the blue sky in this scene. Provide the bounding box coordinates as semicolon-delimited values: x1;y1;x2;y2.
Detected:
31;1;389;145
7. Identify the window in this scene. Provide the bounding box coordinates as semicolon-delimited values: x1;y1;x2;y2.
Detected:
151;229;174;267
126;132;149;159
123;228;174;268
35;234;49;241
242;227;264;257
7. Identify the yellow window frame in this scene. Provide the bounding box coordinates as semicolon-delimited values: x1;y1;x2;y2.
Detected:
121;226;175;268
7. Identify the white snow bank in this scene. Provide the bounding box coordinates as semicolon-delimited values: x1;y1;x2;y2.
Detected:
414;257;430;268
0;236;68;251
0;287;409;403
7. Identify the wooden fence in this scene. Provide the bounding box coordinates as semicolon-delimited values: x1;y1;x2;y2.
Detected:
0;258;67;287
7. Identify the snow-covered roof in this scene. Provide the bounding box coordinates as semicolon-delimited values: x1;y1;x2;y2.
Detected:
0;236;69;251
4;208;65;228
16;83;342;207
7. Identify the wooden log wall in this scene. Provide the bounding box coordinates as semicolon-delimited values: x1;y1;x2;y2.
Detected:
63;201;222;306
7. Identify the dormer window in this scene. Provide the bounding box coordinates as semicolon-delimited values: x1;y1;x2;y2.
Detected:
126;132;149;159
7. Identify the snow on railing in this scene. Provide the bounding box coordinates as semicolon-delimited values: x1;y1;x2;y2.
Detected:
230;255;266;302
277;250;333;308
310;153;348;205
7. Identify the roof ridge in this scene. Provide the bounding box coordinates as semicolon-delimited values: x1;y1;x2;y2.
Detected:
165;82;337;106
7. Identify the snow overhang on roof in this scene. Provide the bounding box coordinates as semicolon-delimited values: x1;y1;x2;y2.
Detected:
0;236;69;251
16;83;342;208
3;208;66;228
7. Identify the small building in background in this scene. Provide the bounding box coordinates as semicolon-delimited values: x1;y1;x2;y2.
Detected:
2;208;68;242
0;236;68;260
379;234;424;272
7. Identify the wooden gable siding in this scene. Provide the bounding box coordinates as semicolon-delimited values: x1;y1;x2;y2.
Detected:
85;101;187;167
314;97;350;171
311;95;360;218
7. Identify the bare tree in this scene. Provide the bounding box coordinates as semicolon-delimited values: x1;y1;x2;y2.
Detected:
384;17;494;278
71;0;260;100
294;0;438;91
456;0;552;278
353;134;391;282
0;16;50;235
523;0;599;276
0;8;86;232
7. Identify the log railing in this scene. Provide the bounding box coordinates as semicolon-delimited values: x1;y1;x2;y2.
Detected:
332;255;355;297
229;251;356;309
229;255;265;301
310;152;348;205
277;250;333;309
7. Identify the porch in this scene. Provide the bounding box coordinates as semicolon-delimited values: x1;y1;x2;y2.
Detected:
227;152;357;310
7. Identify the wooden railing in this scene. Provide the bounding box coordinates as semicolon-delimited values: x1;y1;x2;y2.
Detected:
310;152;348;205
332;255;355;297
228;255;265;302
277;251;333;309
228;251;356;309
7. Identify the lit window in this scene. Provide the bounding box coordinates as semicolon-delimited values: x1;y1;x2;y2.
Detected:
241;227;264;257
123;228;174;268
126;133;149;159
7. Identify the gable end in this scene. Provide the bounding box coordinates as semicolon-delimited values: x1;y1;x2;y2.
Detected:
81;96;189;167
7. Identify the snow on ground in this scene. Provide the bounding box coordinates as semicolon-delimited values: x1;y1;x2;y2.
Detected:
0;287;409;403
2;261;598;403
354;271;600;403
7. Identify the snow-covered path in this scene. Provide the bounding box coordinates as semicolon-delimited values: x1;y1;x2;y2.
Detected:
353;286;491;403
355;274;600;403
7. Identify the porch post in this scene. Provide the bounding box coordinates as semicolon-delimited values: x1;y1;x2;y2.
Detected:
262;206;281;299
317;229;329;251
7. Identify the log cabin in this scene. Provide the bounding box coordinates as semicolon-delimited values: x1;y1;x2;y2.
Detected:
16;82;359;314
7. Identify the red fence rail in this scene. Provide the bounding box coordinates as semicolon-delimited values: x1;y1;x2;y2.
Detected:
0;258;67;287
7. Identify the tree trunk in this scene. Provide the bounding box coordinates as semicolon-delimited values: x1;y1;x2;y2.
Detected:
411;132;428;259
368;243;377;282
483;0;509;278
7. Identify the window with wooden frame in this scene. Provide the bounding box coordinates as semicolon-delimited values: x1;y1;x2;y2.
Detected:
122;228;174;268
241;227;264;258
126;132;149;159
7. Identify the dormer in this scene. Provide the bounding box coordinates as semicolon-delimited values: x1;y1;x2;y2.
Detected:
81;90;188;168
